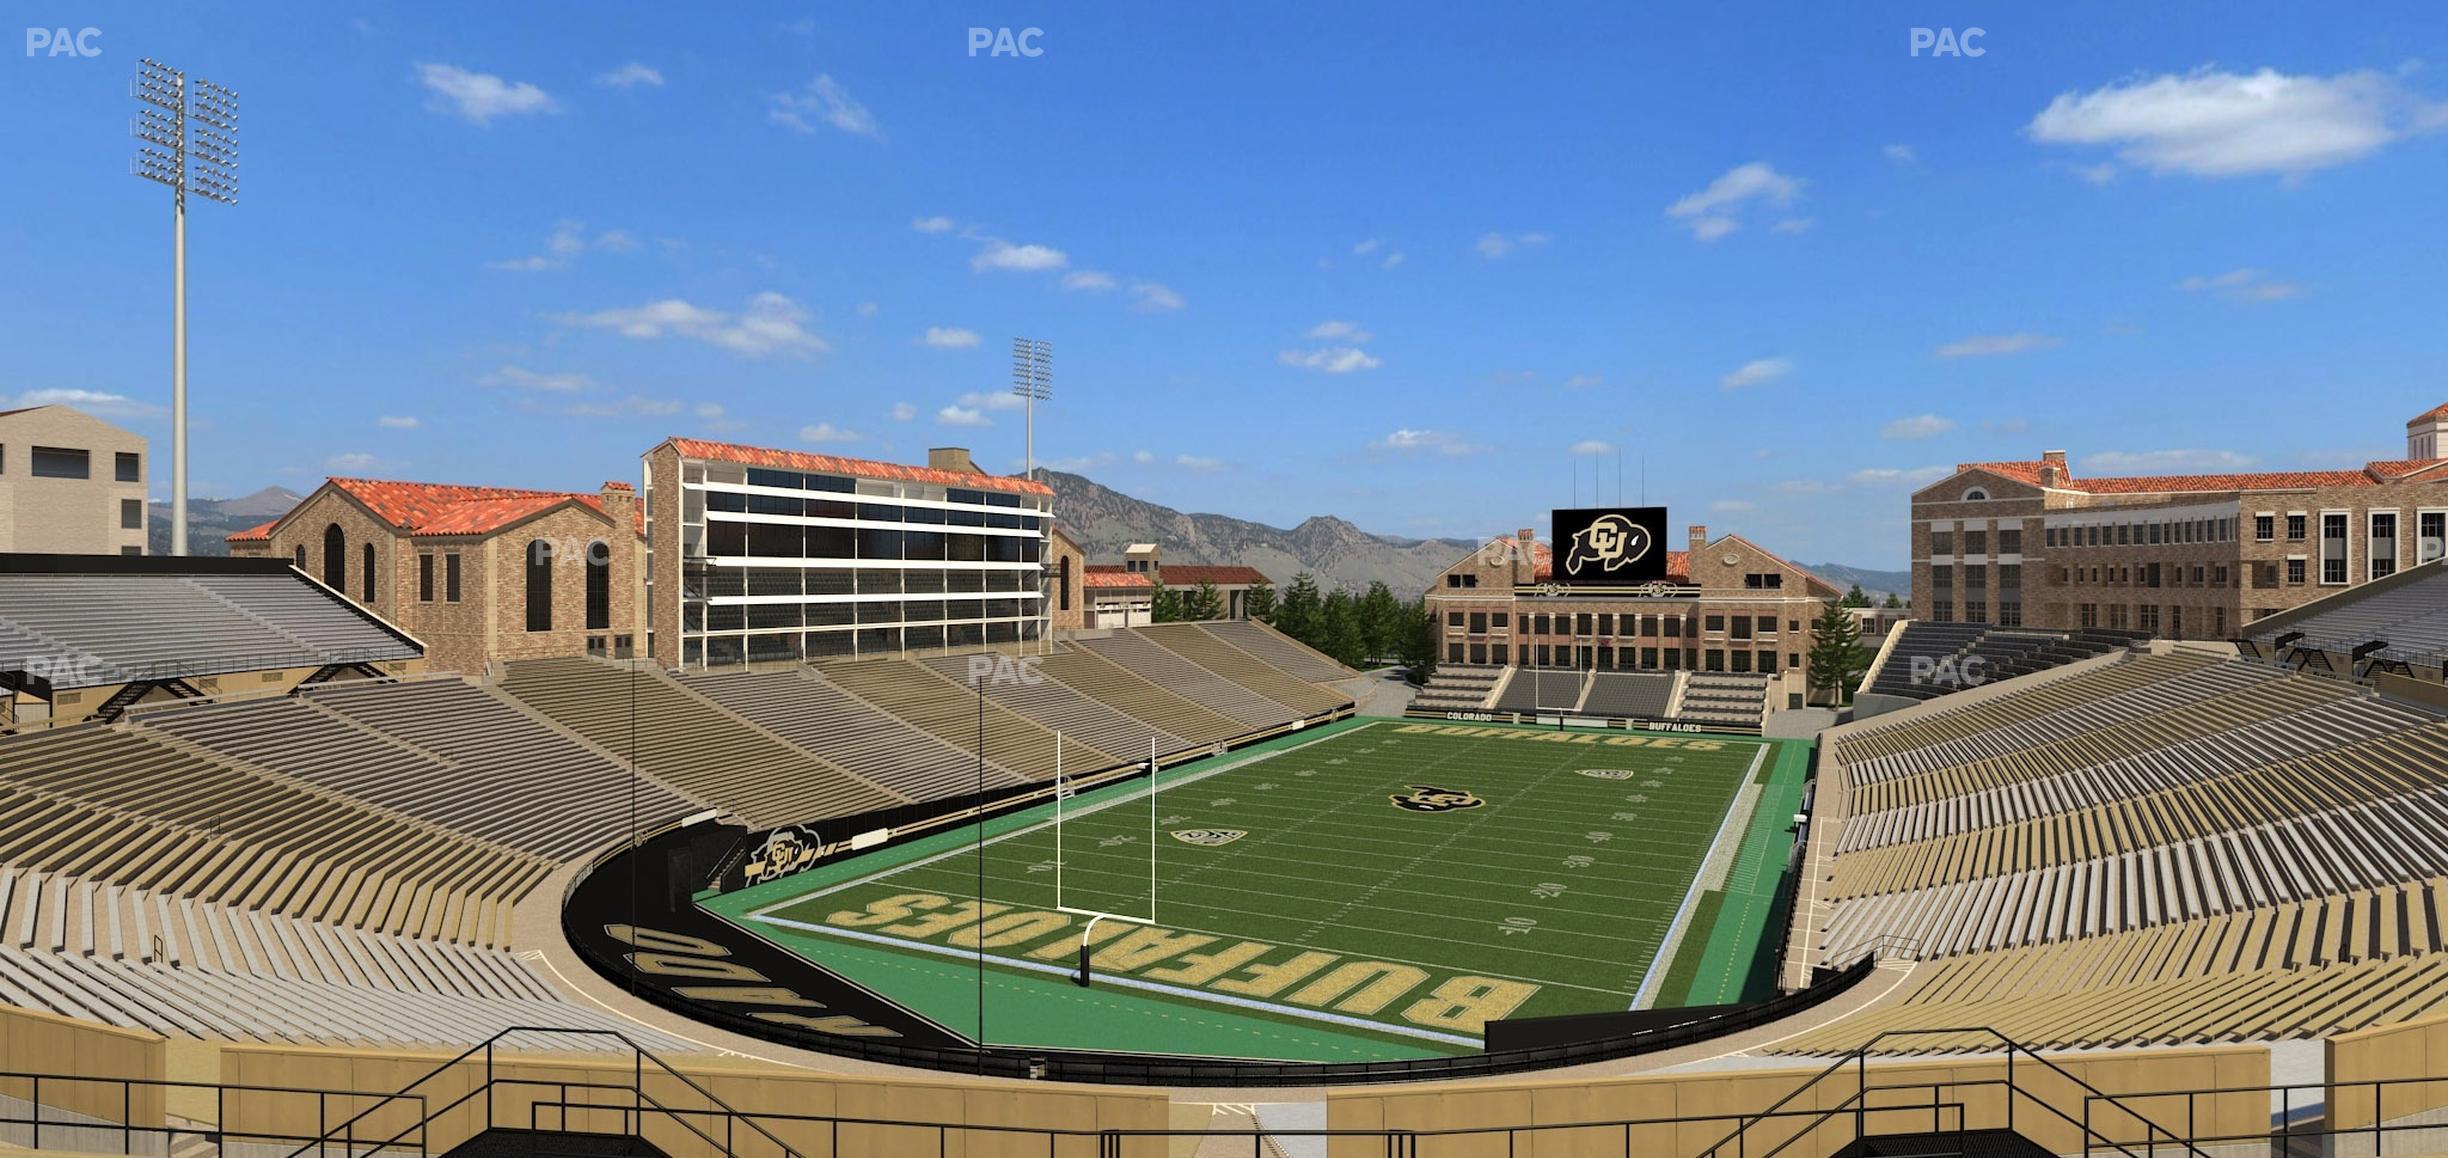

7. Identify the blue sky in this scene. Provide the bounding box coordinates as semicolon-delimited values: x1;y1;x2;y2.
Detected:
4;2;2445;568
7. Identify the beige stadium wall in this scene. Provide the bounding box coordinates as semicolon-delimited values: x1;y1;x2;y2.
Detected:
0;1006;167;1132
218;1044;1173;1158
2331;1008;2448;1137
1326;1046;2267;1158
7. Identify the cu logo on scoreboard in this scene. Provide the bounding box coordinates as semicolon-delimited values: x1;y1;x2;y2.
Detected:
1565;513;1653;576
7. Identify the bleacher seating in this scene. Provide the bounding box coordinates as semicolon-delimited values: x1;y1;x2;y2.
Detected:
812;658;1118;782
913;653;1192;765
1410;666;1502;712
1492;667;1584;714
1029;646;1250;747
1137;623;1349;718
1194;619;1356;684
0;574;419;687
2246;566;2448;662
182;573;420;661
1580;672;1676;720
683;667;1029;800
1865;622;2139;703
1681;672;1770;729
1075;633;1298;729
498;657;906;828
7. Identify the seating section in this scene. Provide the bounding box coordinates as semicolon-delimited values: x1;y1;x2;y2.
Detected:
1028;646;1249;747
683;668;1029;799
0;867;689;1051
812;658;1117;782
1076;633;1298;728
1410;666;1502;712
2247;567;2448;661
0;724;547;946
182;573;419;660
1137;624;1350;718
913;653;1190;765
1835;651;2227;769
498;657;905;828
1681;672;1769;730
1581;672;1676;720
1493;668;1583;714
0;573;418;687
1865;622;2140;703
1195;619;1355;684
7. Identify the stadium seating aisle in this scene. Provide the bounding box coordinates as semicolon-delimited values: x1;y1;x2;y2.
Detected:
912;652;1192;764
810;658;1116;782
1028;645;1251;746
1137;623;1350;717
683;667;1031;799
1075;633;1299;728
497;656;907;828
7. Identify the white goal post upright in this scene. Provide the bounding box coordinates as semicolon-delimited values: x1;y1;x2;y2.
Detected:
1053;736;1161;986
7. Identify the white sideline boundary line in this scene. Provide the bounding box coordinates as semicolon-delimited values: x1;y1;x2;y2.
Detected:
1628;740;1772;1011
750;912;1480;1048
747;720;1382;920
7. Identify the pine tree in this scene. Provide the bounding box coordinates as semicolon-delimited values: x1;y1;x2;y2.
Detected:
1358;581;1401;660
1320;588;1366;668
1276;573;1325;646
1883;592;1905;609
1397;596;1440;684
1149;581;1180;623
1183;580;1225;621
1243;583;1277;623
1840;582;1871;608
1806;602;1872;705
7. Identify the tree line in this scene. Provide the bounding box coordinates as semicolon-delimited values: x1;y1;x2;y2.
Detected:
1149;574;1439;682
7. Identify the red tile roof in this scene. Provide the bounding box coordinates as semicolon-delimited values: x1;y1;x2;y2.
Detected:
225;478;635;545
658;437;1053;497
1155;565;1272;587
1953;458;2448;494
227;518;278;543
2409;403;2448;427
1083;570;1154;590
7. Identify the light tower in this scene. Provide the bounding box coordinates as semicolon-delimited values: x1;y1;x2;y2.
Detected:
132;59;239;556
1011;338;1052;651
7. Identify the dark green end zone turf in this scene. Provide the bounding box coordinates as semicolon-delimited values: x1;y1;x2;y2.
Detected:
704;718;1801;1061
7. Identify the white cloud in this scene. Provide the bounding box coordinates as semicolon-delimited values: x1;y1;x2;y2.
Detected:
768;74;881;139
1983;417;2032;434
1174;454;1226;472
1710;499;1759;513
1570;440;1615;456
971;239;1069;273
1883;143;1919;165
4;388;164;418
416;63;555;124
482;365;595;392
2027;66;2443;180
1771;479;1843;495
1880;414;1958;440
936;405;989;427
799;422;864;443
377;415;422;429
911;215;956;234
1850;466;1951;487
1475;231;1551;259
558;292;829;356
1375;429;1487;456
1307;320;1373;342
1935;331;2066;358
888;402;917;422
1719;356;1794;390
1352;239;1383;256
558;395;687;419
2178;268;2304;302
1131;450;1155;465
1061;269;1116;292
325;452;384;472
1667;162;1804;240
954;392;1026;414
1563;374;1603;389
594;229;638;252
693;402;725;419
857;302;880;318
595;62;663;88
1770;217;1816;234
488;219;632;272
1380;250;1406;269
1130;282;1185;312
1279;347;1382;373
2082;448;2258;473
921;326;982;349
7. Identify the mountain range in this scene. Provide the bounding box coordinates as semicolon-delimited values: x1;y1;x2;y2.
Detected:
145;486;306;557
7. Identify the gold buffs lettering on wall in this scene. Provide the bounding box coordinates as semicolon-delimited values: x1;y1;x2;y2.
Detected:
605;924;899;1037
823;893;1539;1032
1390;723;1732;751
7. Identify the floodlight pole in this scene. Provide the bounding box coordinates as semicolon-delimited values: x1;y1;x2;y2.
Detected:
1012;338;1052;652
132;59;237;556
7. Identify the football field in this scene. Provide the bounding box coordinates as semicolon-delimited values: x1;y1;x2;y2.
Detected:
703;718;1808;1062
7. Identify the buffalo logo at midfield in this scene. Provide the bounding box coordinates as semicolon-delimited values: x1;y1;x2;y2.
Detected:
1390;784;1487;813
1169;828;1247;847
1565;513;1653;576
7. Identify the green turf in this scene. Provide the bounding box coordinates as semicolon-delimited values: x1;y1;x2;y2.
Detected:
706;718;1796;1061
1654;739;1814;1006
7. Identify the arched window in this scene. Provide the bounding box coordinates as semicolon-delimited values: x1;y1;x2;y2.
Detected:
361;543;376;603
525;539;554;632
1962;488;1990;502
584;540;611;630
323;524;347;591
292;545;306;569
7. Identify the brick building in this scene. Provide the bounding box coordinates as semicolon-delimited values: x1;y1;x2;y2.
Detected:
0;405;149;556
229;477;643;675
1082;544;1273;619
1424;522;1842;707
1909;403;2448;638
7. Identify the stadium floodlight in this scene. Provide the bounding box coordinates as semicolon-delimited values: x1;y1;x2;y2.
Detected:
1011;337;1053;651
129;59;239;556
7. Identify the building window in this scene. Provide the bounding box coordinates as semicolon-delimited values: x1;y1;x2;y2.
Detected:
1469;612;1488;633
322;524;347;591
1964;529;1988;556
1058;557;1073;612
1492;612;1509;630
1998;529;2021;554
586;540;612;630
115;452;141;482
526;540;555;631
2321;513;2349;584
121;545;142;556
1965;600;1987;623
2424;512;2448;566
30;446;89;479
293;545;306;568
1931;529;1953;555
2078;603;2098;628
446;552;463;602
1932;600;1952;622
1448;643;1465;663
1999;601;2022;627
2286;514;2307;541
361;543;375;602
120;499;142;529
2286;558;2306;585
419;554;435;602
1448;611;1465;628
2139;604;2161;634
2371;512;2399;580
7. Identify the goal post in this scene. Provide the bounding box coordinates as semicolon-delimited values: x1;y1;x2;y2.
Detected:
1053;736;1160;987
